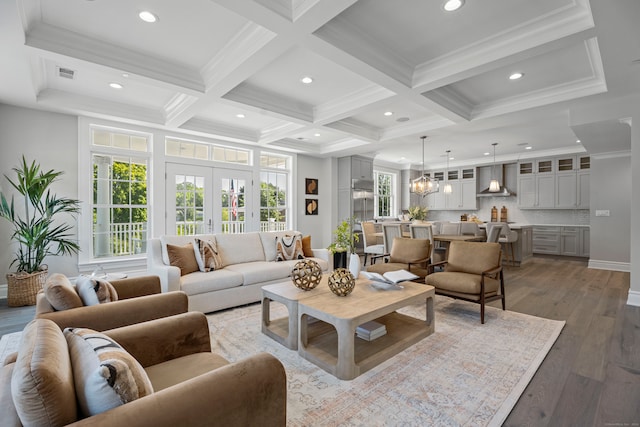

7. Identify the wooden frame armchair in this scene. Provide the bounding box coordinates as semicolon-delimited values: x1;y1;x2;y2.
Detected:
365;237;431;279
426;241;505;323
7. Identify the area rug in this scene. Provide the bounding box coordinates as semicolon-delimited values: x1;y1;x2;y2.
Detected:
208;297;564;427
0;297;564;426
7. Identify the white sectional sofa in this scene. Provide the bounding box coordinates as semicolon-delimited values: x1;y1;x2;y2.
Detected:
147;231;329;313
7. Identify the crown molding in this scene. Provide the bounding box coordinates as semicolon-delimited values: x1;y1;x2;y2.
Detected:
179;117;259;143
314;84;394;124
223;83;314;123
37;88;165;124
413;0;594;88
164;93;200;125
25;23;205;94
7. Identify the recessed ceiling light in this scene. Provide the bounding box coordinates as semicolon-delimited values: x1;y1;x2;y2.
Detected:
484;152;490;156
138;11;158;23
509;72;524;80
300;76;313;84
576;139;581;143
443;0;464;12
384;111;393;116
122;73;129;78
236;113;245;118
314;133;321;137
109;82;123;89
525;146;533;150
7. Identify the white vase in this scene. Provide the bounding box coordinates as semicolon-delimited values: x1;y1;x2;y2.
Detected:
348;253;361;279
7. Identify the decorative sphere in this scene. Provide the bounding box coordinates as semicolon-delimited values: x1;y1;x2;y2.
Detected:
291;259;322;291
328;268;356;296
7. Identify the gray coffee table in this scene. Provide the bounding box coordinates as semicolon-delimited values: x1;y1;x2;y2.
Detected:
261;278;330;350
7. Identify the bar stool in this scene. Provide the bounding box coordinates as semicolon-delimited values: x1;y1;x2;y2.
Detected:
498;223;518;265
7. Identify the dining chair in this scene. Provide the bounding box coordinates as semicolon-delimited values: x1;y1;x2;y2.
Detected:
410;224;436;262
382;223;403;260
440;222;461;235
361;221;385;266
460;222;481;236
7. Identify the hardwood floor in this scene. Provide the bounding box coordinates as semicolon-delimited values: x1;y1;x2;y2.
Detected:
1;256;638;426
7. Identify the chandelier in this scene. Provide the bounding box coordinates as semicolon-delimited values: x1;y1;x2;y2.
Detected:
410;136;439;197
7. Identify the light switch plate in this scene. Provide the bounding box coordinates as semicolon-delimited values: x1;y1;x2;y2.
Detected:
595;210;610;217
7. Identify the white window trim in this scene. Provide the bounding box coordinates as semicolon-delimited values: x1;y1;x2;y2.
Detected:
373;168;398;219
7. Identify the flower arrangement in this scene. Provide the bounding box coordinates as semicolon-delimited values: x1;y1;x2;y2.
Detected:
408;205;428;221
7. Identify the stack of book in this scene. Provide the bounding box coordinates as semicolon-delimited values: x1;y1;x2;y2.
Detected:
356;320;387;341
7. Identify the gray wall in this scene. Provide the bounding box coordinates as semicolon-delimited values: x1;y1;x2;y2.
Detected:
296;155;333;249
589;155;631;264
0;104;80;281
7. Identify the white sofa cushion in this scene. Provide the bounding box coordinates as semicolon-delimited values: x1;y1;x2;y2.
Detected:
225;261;294;286
179;270;244;296
215;232;265;266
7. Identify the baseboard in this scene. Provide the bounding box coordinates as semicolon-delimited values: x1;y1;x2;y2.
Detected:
588;259;630;272
0;284;6;300
628;291;640;307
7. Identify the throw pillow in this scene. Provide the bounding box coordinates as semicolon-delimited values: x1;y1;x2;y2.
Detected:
166;242;199;276
193;237;223;272
76;276;118;306
275;234;305;261
301;235;314;257
64;327;154;417
43;273;83;311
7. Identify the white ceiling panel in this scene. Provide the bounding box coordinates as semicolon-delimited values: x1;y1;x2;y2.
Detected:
37;0;247;70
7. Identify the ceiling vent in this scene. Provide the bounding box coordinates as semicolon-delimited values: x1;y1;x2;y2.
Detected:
58;67;75;80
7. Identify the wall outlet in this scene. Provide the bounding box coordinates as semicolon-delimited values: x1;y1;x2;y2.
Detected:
595;210;610;217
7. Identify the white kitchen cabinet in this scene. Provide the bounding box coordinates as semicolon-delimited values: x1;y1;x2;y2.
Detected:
426;168;476;210
560;227;579;256
518;174;555;208
519;155;589;209
555;156;590;208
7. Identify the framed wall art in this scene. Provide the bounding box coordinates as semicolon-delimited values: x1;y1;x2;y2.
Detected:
305;178;318;195
305;199;318;215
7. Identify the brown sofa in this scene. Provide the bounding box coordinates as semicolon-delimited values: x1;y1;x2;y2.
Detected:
1;312;287;426
35;275;189;331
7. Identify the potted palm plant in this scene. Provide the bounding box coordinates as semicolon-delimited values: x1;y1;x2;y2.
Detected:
0;157;80;306
327;217;359;269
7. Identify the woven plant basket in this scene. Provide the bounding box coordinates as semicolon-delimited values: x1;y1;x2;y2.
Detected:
6;268;48;307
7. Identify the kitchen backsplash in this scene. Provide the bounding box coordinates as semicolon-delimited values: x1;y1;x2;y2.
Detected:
426;197;590;225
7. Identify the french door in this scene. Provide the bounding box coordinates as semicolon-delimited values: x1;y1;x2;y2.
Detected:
165;163;253;235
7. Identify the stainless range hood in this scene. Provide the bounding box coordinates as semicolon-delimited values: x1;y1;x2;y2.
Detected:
477;164;516;197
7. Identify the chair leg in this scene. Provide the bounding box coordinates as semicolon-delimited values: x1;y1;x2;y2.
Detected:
363;254;368;266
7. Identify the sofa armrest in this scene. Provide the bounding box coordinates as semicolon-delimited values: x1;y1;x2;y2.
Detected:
36;291;188;332
104;311;211;368
311;248;330;265
68;353;286;427
147;238;181;293
110;275;161;299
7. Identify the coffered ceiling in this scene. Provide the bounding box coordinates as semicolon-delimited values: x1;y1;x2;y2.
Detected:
1;0;638;168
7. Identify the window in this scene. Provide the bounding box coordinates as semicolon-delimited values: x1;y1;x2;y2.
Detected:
90;128;150;260
166;137;250;165
374;171;395;217
260;153;291;231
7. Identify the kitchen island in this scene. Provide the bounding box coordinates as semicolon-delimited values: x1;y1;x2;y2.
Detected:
478;223;533;266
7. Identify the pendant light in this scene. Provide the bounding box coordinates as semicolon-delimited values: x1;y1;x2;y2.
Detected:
443;150;452;194
489;142;501;192
410;136;439;197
